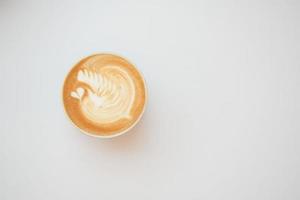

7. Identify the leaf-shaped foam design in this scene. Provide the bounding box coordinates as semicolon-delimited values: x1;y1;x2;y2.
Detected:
77;69;114;97
72;67;136;124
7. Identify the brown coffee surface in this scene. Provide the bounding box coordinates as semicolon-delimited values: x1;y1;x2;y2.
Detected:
63;54;146;137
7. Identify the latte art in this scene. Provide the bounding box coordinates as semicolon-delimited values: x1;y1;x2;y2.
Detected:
63;54;146;137
70;66;135;123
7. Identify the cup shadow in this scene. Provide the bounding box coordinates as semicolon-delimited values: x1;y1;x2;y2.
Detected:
80;115;149;154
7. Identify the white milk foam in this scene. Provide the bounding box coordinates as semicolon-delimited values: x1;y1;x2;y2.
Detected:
70;65;135;124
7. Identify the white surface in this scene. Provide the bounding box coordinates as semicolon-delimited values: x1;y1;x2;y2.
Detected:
0;0;300;199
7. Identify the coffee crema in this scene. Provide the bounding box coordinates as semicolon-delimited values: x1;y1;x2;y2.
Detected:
63;54;147;137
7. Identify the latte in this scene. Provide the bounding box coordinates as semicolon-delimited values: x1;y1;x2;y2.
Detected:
62;54;147;137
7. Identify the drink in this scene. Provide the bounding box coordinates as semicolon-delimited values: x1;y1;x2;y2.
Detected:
62;54;147;138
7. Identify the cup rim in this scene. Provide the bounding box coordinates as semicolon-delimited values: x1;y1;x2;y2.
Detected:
61;52;148;139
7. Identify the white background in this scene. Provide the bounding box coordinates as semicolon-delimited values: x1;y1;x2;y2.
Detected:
0;0;299;199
